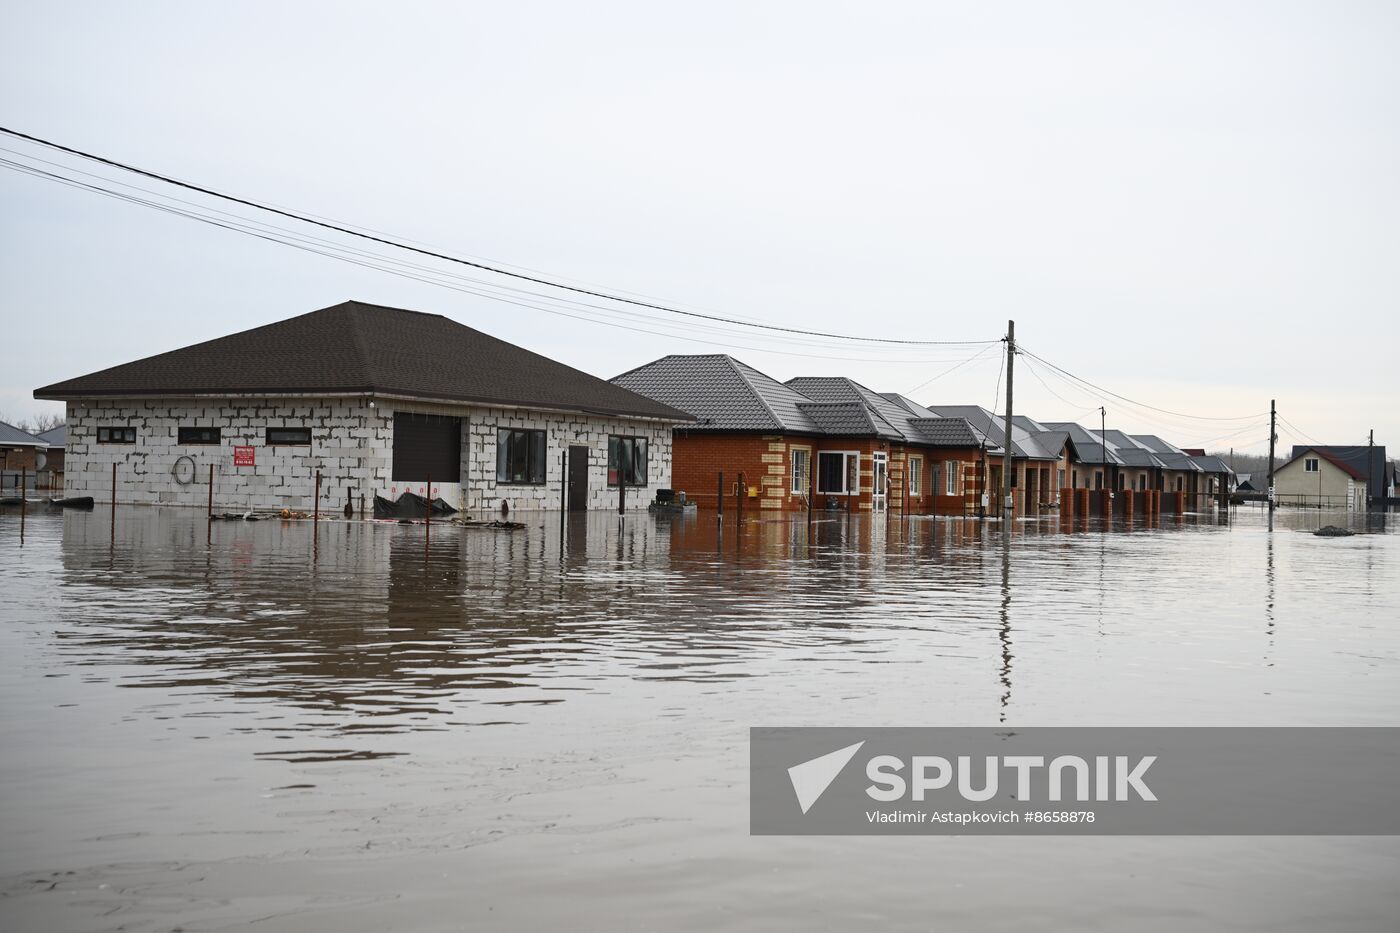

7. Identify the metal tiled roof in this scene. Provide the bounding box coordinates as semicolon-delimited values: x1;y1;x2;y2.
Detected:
36;424;66;447
1042;422;1126;466
1190;455;1234;475
797;401;882;436
0;421;47;447
37;301;691;422
612;354;818;432
786;377;908;440
907;417;997;448
1131;434;1185;455
928;406;1064;460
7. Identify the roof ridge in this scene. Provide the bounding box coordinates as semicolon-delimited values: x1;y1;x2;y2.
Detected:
725;356;788;432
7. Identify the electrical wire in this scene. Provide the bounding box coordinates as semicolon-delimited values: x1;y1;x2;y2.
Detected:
0;125;999;348
900;342;1001;396
1;158;988;366
1016;344;1266;422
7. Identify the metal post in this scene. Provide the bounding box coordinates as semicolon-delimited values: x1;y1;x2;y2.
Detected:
314;470;321;526
618;473;625;515
425;473;431;555
717;471;724;521
110;461;117;540
807;456;814;528
19;467;25;537
559;450;567;538
207;463;214;519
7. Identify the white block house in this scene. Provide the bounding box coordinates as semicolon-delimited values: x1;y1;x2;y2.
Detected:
35;301;690;514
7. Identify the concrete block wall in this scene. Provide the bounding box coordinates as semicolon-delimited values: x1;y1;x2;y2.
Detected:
64;396;673;513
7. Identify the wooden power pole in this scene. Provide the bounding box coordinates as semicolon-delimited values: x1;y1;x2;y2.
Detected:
1000;320;1015;520
1267;399;1277;514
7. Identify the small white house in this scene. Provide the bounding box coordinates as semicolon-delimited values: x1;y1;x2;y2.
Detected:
35;301;691;514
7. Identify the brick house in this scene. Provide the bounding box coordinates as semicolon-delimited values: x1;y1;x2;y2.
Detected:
34;301;690;514
929;408;1075;514
0;420;48;494
611;355;1002;514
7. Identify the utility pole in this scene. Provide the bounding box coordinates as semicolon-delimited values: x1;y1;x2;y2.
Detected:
1267;399;1277;515
1100;406;1107;515
1000;320;1015;520
1368;429;1374;508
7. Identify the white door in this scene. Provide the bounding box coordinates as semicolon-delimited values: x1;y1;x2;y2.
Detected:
872;452;888;512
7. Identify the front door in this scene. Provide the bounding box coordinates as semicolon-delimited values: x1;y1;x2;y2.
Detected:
871;452;888;512
567;445;589;511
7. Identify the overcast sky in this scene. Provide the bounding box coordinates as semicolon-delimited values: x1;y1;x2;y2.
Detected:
2;2;1395;453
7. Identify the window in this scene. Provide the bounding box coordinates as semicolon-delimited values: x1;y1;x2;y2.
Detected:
608;435;648;486
791;448;811;494
1116;473;1125;490
1058;469;1066;490
1095;471;1103;490
817;451;859;495
908;456;922;496
497;428;547;485
944;460;959;495
266;427;311;446
178;426;220;445
97;426;135;444
1305;458;1319;473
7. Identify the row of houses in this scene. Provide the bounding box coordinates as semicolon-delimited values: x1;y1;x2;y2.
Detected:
25;300;1250;517
612;355;1233;515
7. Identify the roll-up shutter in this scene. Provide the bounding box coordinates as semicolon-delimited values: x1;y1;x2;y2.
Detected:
391;412;461;481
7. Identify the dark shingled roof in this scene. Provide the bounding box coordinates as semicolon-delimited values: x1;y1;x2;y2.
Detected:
907;417;992;448
35;301;689;422
36;425;67;447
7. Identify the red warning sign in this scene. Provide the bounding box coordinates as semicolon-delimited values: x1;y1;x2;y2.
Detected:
234;446;255;467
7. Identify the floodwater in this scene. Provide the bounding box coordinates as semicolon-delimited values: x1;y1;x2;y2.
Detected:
1;505;1397;932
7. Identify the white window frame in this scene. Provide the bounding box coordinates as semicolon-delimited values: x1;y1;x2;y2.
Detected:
945;460;959;495
908;455;922;496
791;447;811;494
1304;458;1319;473
817;450;860;495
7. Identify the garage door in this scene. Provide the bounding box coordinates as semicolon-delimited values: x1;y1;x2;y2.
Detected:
391;412;461;482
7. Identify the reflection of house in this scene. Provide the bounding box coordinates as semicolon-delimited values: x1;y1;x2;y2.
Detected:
35;424;66;491
611;355;1002;513
0;420;48;493
1273;447;1372;510
35;301;689;513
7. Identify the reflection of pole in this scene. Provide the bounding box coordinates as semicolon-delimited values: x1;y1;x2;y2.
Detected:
207;463;214;519
110;462;117;541
19;467;25;539
998;533;1012;721
1267;399;1276;517
559;450;567;541
424;473;431;555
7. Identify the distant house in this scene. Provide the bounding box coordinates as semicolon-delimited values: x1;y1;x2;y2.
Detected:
1286;444;1390;504
611;355;1002;513
34;301;690;513
929;408;1073;512
1272;447;1368;510
35;424;66;491
0;420;48;493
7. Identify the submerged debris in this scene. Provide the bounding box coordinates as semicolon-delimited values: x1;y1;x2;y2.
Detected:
1313;525;1355;537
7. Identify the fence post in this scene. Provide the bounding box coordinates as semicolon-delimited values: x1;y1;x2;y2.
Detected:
207;463;214;519
314;470;321;526
717;471;724;522
559;450;567;537
110;461;117;540
19;467;25;537
425;473;431;555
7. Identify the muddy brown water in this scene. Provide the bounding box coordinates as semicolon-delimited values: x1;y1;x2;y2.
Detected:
1;507;1397;931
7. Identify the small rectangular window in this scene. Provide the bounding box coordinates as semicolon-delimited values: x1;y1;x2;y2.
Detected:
945;459;958;495
791;448;811;494
908;456;922;496
496;428;547;485
178;426;221;445
608;435;649;486
266;427;311;446
1305;458;1319;473
96;426;136;444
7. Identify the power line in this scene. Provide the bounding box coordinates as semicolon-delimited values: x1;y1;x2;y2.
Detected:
900;342;1001;396
1016;344;1266;423
1;158;991;366
0;125;998;349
